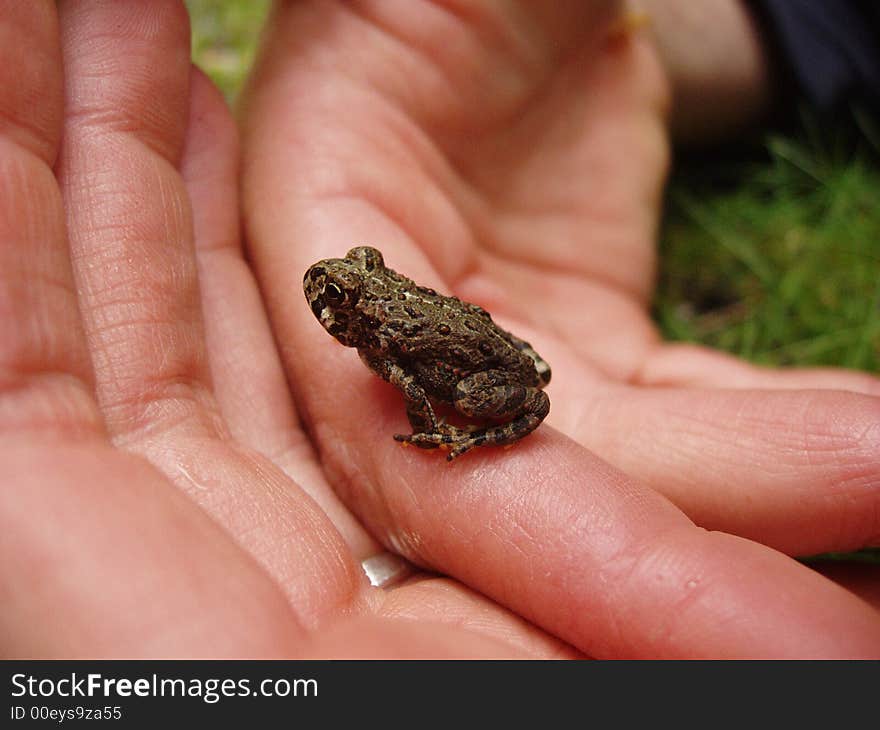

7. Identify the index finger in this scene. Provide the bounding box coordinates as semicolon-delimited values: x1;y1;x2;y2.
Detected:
321;372;880;657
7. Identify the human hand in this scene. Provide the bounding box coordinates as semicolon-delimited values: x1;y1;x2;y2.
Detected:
239;0;880;657
0;0;562;659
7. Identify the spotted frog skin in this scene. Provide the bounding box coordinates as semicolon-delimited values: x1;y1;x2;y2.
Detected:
303;247;551;461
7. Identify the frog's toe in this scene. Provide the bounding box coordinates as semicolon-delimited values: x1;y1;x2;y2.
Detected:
394;432;443;450
396;428;469;450
445;439;481;461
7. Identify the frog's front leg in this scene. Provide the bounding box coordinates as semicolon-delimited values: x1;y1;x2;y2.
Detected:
402;369;550;461
359;352;455;448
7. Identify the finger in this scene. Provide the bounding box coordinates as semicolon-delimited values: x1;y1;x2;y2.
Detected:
57;0;201;431
0;1;100;440
639;343;880;395
259;365;880;658
182;68;293;460
182;67;378;557
56;0;363;623
381;438;880;658
568;385;880;556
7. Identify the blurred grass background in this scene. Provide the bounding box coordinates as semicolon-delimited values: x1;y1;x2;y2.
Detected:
186;1;879;563
188;0;270;98
659;125;880;373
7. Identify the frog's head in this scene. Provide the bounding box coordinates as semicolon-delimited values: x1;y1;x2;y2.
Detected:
304;247;383;347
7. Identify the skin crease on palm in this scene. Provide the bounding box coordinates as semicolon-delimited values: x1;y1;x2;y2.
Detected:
0;0;877;660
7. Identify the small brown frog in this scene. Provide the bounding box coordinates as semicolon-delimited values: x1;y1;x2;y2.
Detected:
303;247;551;460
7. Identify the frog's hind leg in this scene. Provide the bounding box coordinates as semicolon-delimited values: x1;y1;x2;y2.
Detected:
445;370;550;461
445;393;549;460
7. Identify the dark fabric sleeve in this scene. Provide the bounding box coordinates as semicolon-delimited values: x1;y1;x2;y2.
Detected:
750;0;880;110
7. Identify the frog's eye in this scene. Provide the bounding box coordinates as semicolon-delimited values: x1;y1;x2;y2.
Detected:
324;282;346;305
346;246;384;272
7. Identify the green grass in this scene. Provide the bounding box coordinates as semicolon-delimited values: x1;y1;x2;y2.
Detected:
186;2;880;564
186;0;270;102
656;118;880;373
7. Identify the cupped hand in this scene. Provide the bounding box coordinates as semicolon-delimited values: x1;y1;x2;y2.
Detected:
240;0;880;657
